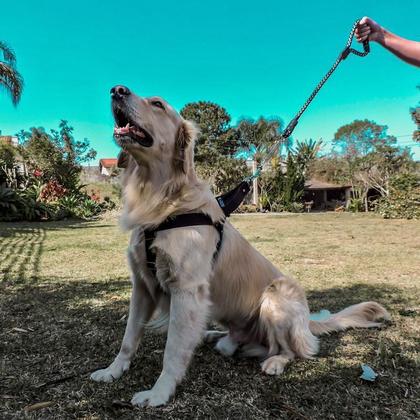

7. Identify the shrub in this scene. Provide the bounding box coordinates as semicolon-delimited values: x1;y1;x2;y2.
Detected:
347;197;364;212
375;174;420;219
236;204;260;213
40;180;67;202
0;187;55;221
0;185;117;222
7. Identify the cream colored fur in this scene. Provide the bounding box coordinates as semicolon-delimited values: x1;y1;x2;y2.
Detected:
90;89;390;407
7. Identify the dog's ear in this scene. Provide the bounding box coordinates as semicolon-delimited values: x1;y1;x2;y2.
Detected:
117;150;129;168
174;120;198;174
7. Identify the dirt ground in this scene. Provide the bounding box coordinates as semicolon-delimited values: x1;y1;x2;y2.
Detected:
1;213;419;419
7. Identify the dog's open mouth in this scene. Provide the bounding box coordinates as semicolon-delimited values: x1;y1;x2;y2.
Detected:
113;108;153;148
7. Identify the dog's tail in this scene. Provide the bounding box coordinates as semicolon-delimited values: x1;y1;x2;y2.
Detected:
309;302;390;336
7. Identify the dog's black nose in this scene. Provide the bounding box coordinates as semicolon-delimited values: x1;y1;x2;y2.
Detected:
110;85;130;99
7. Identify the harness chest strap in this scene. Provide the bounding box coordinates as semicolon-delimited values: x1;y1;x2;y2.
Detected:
144;213;224;277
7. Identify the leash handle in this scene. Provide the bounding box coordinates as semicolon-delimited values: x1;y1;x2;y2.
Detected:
363;39;370;54
342;19;370;59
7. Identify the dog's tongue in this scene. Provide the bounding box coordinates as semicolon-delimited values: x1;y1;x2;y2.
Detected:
114;123;130;135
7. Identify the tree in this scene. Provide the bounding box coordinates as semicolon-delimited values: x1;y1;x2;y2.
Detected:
308;156;349;185
17;121;97;191
410;86;419;142
376;173;420;219
236;117;289;161
293;139;323;176
356;145;414;198
180;102;249;194
258;136;322;212
0;143;21;187
180;102;234;161
0;41;23;105
332;119;396;158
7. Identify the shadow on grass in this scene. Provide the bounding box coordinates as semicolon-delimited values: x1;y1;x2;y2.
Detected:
0;220;111;284
1;278;418;419
306;283;412;312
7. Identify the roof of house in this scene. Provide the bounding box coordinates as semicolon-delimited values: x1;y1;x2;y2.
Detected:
99;158;118;168
304;179;351;190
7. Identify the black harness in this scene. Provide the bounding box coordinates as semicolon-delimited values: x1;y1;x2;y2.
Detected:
144;213;225;276
144;181;251;276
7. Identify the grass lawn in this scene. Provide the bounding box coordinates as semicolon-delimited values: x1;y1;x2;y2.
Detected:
1;213;419;419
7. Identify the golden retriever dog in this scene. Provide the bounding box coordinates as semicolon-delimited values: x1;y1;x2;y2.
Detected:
90;85;390;407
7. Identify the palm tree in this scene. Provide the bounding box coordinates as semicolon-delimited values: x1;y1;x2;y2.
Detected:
0;41;23;105
237;117;292;162
293;139;323;175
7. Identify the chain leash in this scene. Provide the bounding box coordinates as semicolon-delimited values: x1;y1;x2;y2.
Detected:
245;19;370;183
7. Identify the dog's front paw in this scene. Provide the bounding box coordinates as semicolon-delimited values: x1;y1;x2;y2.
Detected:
90;358;130;383
131;389;170;407
261;355;289;375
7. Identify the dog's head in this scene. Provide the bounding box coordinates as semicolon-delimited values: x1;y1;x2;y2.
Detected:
111;85;197;175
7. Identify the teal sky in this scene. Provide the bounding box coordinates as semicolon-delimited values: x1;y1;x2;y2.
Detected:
1;0;419;162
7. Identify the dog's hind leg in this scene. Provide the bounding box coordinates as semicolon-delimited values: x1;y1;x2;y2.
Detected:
214;334;239;357
258;277;319;376
261;326;295;375
90;277;156;383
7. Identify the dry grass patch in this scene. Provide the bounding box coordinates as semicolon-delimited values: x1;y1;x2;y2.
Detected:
1;213;419;419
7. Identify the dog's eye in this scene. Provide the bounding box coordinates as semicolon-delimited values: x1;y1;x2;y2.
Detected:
151;100;165;110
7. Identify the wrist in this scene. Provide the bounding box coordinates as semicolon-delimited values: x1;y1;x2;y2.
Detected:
375;27;389;46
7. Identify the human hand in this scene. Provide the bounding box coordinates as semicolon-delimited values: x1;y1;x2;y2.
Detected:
355;16;385;44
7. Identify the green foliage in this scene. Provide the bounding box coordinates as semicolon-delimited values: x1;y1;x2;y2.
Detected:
308;156;349;185
180;101;235;161
0;187;55;221
410;86;419;142
181;101;250;193
0;185;117;222
0;40;24;105
0;143;21;185
347;197;364;212
0;143;17;168
259;154;305;212
236;117;287;159
259;137;322;213
333;119;396;158
196;155;249;196
0;121;111;221
293;139;323;174
375;173;420;219
17;120;96;191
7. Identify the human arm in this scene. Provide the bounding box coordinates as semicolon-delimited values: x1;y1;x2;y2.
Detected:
355;16;420;67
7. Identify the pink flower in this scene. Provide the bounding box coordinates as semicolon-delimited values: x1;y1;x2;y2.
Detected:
33;169;43;177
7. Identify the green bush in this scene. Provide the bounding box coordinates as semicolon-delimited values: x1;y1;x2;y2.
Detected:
375;174;420;219
347;197;364;212
0;187;55;221
0;186;117;222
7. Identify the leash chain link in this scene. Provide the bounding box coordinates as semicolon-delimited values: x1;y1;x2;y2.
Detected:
246;19;369;182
